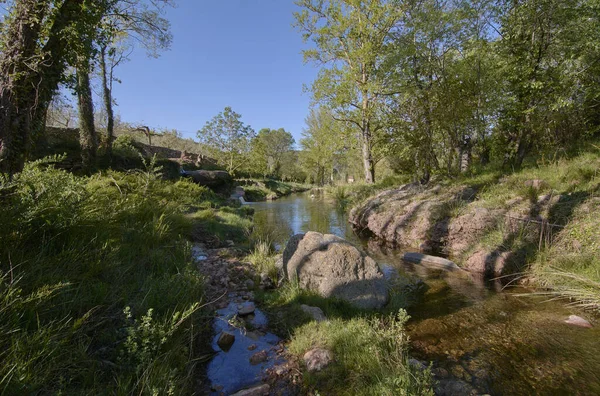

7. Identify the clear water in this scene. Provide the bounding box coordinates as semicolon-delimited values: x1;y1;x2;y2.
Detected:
250;191;600;395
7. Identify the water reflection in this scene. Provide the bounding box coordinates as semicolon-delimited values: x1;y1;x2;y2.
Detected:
250;191;360;249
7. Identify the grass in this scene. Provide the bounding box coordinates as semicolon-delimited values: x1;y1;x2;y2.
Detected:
253;275;432;395
0;156;251;394
246;240;278;280
255;281;432;395
288;314;433;396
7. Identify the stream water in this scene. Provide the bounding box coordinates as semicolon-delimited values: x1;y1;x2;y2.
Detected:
250;191;600;395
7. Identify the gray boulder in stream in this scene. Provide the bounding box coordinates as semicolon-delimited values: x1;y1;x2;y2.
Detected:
282;232;389;310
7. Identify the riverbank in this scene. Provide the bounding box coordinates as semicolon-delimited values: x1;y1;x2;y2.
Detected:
0;158;252;394
339;145;600;311
236;178;311;202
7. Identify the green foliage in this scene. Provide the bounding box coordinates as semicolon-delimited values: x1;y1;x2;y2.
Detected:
197;106;255;174
300;108;345;185
295;0;406;183
0;159;236;394
249;128;295;178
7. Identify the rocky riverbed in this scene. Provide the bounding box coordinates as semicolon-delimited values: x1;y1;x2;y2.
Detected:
192;244;301;395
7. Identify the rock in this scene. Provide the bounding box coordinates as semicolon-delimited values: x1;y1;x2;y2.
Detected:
300;304;327;322
432;367;449;378
237;302;255;316
565;315;592;328
465;249;513;277
247;344;257;351
402;252;461;272
244;279;255;289
183;170;232;187
226;239;235;247
303;348;333;372
259;273;275;290
274;254;284;271
273;365;288;376
408;358;427;371
217;331;235;351
249;350;268;365
230;384;270;396
524;179;547;189
282;232;389;310
437;379;477;396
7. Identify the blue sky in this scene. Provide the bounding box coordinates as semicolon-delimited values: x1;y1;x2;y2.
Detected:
111;0;318;143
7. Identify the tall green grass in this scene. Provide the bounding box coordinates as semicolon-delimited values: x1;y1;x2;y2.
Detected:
0;157;245;394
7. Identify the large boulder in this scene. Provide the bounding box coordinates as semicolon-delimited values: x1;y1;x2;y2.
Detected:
282;232;389;310
182;170;232;187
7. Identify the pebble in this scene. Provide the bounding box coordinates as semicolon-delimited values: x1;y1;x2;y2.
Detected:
238;302;256;316
249;350;268;365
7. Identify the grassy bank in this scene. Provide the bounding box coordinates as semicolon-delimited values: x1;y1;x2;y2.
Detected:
237;178;311;201
0;157;252;394
338;143;600;311
255;282;433;395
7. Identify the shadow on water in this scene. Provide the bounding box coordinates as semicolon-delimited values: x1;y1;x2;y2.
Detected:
251;191;600;396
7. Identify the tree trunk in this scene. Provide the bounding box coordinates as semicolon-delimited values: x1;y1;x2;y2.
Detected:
77;63;97;172
0;0;47;175
361;98;375;184
0;0;91;175
100;45;114;160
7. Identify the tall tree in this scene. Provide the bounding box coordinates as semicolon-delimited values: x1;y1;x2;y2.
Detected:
197;107;255;174
251;128;295;177
0;0;110;175
97;0;173;160
0;0;50;175
300;107;343;185
295;0;405;183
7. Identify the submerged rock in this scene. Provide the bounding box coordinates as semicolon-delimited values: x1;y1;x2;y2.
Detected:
238;302;256;316
250;350;268;365
230;384;270;396
282;232;389;310
300;304;327;322
303;348;333;372
402;252;461;272
217;331;235;351
564;315;593;328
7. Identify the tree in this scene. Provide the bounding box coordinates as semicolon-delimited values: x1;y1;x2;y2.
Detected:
496;0;580;168
197;107;255;174
300;107;343;185
295;0;405;183
0;0;111;175
97;0;173;159
251;128;295;177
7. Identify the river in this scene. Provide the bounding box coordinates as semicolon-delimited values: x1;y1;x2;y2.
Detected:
250;190;600;395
